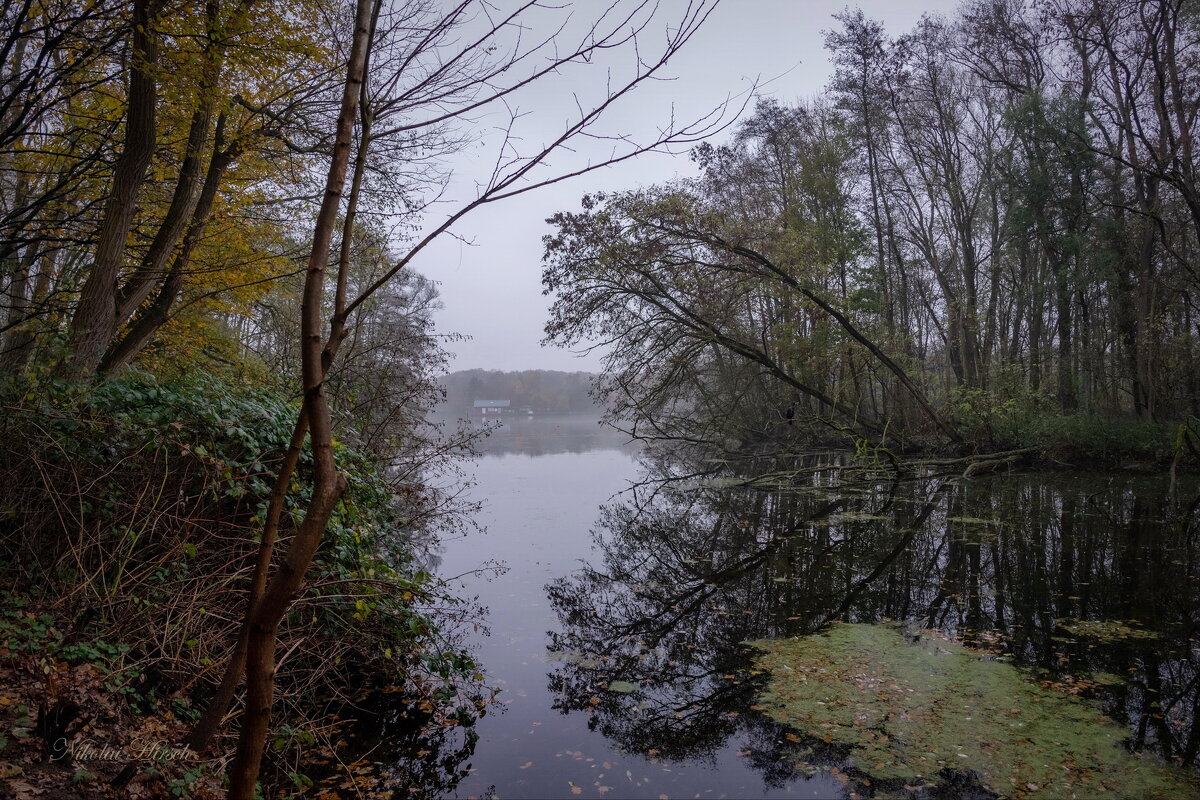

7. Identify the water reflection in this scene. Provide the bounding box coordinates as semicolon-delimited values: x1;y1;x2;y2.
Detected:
428;427;834;798
546;452;1200;782
315;701;479;799
433;414;635;457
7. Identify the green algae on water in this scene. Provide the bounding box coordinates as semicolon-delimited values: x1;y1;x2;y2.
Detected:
749;623;1193;798
1056;618;1161;642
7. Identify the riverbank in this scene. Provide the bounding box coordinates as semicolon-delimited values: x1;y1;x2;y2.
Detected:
956;412;1200;470
0;373;485;799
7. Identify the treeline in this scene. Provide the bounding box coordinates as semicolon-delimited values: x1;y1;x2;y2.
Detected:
439;369;598;415
545;0;1200;456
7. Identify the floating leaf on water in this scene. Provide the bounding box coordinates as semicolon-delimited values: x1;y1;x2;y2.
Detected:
607;680;637;693
1090;672;1124;686
545;648;601;668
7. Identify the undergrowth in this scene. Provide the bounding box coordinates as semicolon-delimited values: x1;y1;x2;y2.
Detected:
943;385;1199;466
0;370;487;797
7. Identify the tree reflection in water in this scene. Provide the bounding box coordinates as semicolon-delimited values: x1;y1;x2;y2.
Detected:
546;449;1200;780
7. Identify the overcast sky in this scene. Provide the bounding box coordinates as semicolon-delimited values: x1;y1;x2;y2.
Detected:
410;0;959;374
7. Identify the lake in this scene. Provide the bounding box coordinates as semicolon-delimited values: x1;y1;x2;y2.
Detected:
375;416;1200;799
429;416;834;799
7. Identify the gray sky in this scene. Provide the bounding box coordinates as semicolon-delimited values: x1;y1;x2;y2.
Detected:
412;0;959;373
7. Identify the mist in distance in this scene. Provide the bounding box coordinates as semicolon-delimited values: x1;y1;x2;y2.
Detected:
435;368;602;418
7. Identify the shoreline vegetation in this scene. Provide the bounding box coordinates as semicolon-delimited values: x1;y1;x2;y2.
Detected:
0;371;1192;797
0;372;489;799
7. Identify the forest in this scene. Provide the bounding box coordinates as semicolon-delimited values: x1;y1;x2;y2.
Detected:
545;2;1200;462
1;0;1198;798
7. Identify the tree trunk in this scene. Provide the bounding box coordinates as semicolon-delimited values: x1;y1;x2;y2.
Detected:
62;0;159;378
186;411;309;753
0;244;36;366
114;0;226;324
225;0;374;794
100;114;241;374
1055;266;1076;413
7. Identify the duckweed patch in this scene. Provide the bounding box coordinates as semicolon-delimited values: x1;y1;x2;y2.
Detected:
1056;618;1161;642
750;623;1194;798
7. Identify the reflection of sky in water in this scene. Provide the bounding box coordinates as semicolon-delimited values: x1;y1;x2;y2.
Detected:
435;417;831;799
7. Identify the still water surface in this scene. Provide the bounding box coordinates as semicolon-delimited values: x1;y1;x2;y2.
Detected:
392;416;1198;799
436;416;829;799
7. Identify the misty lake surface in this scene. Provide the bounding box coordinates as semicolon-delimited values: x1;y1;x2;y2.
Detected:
431;416;835;799
386;416;1199;799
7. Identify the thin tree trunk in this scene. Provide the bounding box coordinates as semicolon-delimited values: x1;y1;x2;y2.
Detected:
1055;265;1076;413
1;244;36;363
186;411;308;753
0;246;57;370
225;0;373;794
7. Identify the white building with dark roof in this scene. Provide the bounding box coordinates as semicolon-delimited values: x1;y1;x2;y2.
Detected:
472;399;511;416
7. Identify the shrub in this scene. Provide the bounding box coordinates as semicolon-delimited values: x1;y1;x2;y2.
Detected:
0;371;485;791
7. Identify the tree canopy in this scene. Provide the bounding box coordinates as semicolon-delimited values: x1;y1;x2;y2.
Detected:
545;1;1200;455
